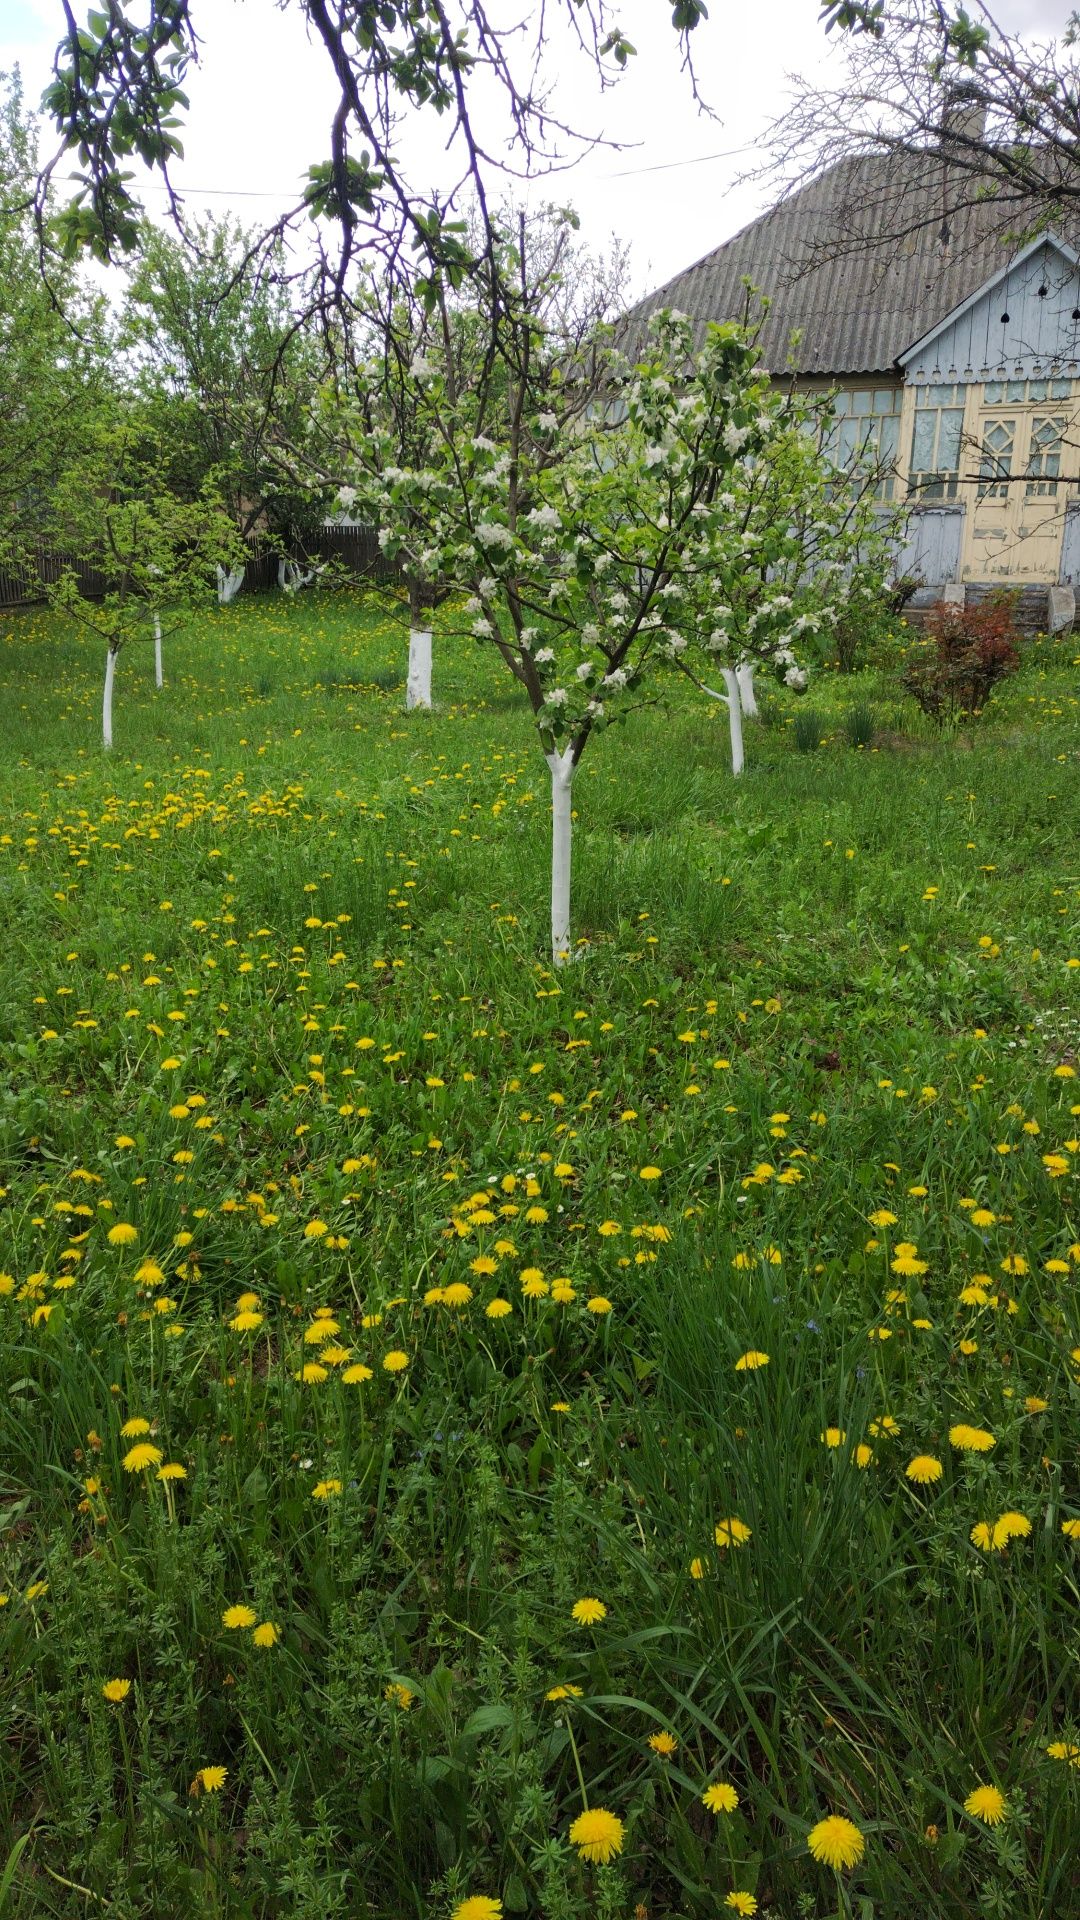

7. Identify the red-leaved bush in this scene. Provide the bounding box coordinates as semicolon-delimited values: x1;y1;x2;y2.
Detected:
901;596;1021;723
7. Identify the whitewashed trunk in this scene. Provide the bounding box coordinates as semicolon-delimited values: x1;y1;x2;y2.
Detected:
736;660;759;719
406;626;433;709
546;747;576;967
216;564;244;605
721;666;745;776
278;559;316;594
102;646;116;750
153;614;163;689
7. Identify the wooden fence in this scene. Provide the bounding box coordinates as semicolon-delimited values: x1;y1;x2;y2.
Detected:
0;523;398;612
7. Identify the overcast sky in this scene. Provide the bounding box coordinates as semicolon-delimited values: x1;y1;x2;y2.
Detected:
1;0;1070;298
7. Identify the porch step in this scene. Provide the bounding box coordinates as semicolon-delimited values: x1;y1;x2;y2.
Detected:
902;583;1067;634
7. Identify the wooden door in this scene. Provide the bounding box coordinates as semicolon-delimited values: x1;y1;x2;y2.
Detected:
965;405;1069;579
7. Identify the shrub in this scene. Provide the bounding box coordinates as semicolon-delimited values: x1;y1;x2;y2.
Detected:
901;595;1021;723
833;572;920;674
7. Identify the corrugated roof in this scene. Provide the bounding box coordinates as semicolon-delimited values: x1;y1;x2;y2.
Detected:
623;152;1080;375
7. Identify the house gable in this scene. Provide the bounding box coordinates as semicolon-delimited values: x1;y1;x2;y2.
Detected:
898;235;1080;383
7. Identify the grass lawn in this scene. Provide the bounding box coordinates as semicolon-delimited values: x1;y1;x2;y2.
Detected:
1;591;1078;1920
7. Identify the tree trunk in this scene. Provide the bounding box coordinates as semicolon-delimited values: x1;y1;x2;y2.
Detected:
736;659;759;719
153;613;163;689
406;626;433;709
721;666;745;776
103;646;116;750
546;747;576;966
217;564;244;605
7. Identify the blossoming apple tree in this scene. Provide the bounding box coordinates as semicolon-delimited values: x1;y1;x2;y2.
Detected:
344;297;842;962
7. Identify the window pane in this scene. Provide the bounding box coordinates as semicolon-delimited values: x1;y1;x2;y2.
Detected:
912;411;936;471
832;390;850;415
850;390;872;415
878;416;900;461
1007;379;1027;402
1027;379;1048;402
938;408;964;469
983;381;1004;405
837;418;860;462
1050;378;1072;399
874;387;897;413
928;383;954;404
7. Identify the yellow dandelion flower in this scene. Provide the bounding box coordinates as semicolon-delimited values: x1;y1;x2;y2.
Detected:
568;1807;623;1864
102;1679;131;1703
485;1298;512;1319
964;1784;1006;1826
571;1597;607;1627
648;1730;677;1757
382;1350;409;1373
821;1428;846;1448
714;1517;752;1548
252;1622;279;1647
193;1765;227;1794
703;1781;739;1813
808;1814;864;1870
107;1223;138;1246
450;1899;503;1920
311;1479;342;1500
906;1455;943;1484
735;1351;769;1371
342;1363;373;1384
222;1605;257;1630
120;1417;151;1438
949;1424;996;1453
122;1443;162;1472
441;1282;473;1309
725;1895;758;1916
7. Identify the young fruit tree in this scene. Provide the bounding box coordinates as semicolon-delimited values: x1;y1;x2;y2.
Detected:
346;289;822;964
320;206;630;712
675;382;909;761
45;416;242;748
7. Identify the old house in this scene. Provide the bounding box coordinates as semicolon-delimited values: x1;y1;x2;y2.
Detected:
632;150;1080;622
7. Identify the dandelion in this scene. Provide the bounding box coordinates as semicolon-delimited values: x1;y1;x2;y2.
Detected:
312;1479;342;1500
821;1428;846;1448
382;1350;409;1373
157;1462;186;1481
102;1679;131;1703
735;1351;769;1371
385;1683;415;1709
229;1309;263;1331
123;1443;162;1473
648;1730;677;1757
714;1517;752;1548
545;1684;583;1701
120;1417;151;1437
587;1295;612;1314
568;1807;624;1864
252;1622;279;1647
689;1556;706;1579
450;1900;503;1920
572;1597;607;1626
342;1363;373;1384
725;1896;758;1915
107;1223;138;1246
964;1784;1006;1826
303;1220;329;1239
906;1455;943;1484
485;1299;512;1318
949;1424;996;1453
808;1815;865;1870
639;1166;662;1181
192;1765;227;1794
853;1444;874;1469
1061;1518;1080;1539
703;1781;739;1813
441;1282;473;1308
222;1605;257;1629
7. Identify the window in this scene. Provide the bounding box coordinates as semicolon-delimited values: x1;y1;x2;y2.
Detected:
1026;415;1065;496
829;386;902;498
909;387;965;499
983;377;1072;405
976;417;1016;499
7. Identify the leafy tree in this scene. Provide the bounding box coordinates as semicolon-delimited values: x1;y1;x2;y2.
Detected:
0;70;110;571
45;410;242;747
121;216;331;590
35;0;706;325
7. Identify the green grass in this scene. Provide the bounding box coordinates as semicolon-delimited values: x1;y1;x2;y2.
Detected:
0;592;1078;1920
